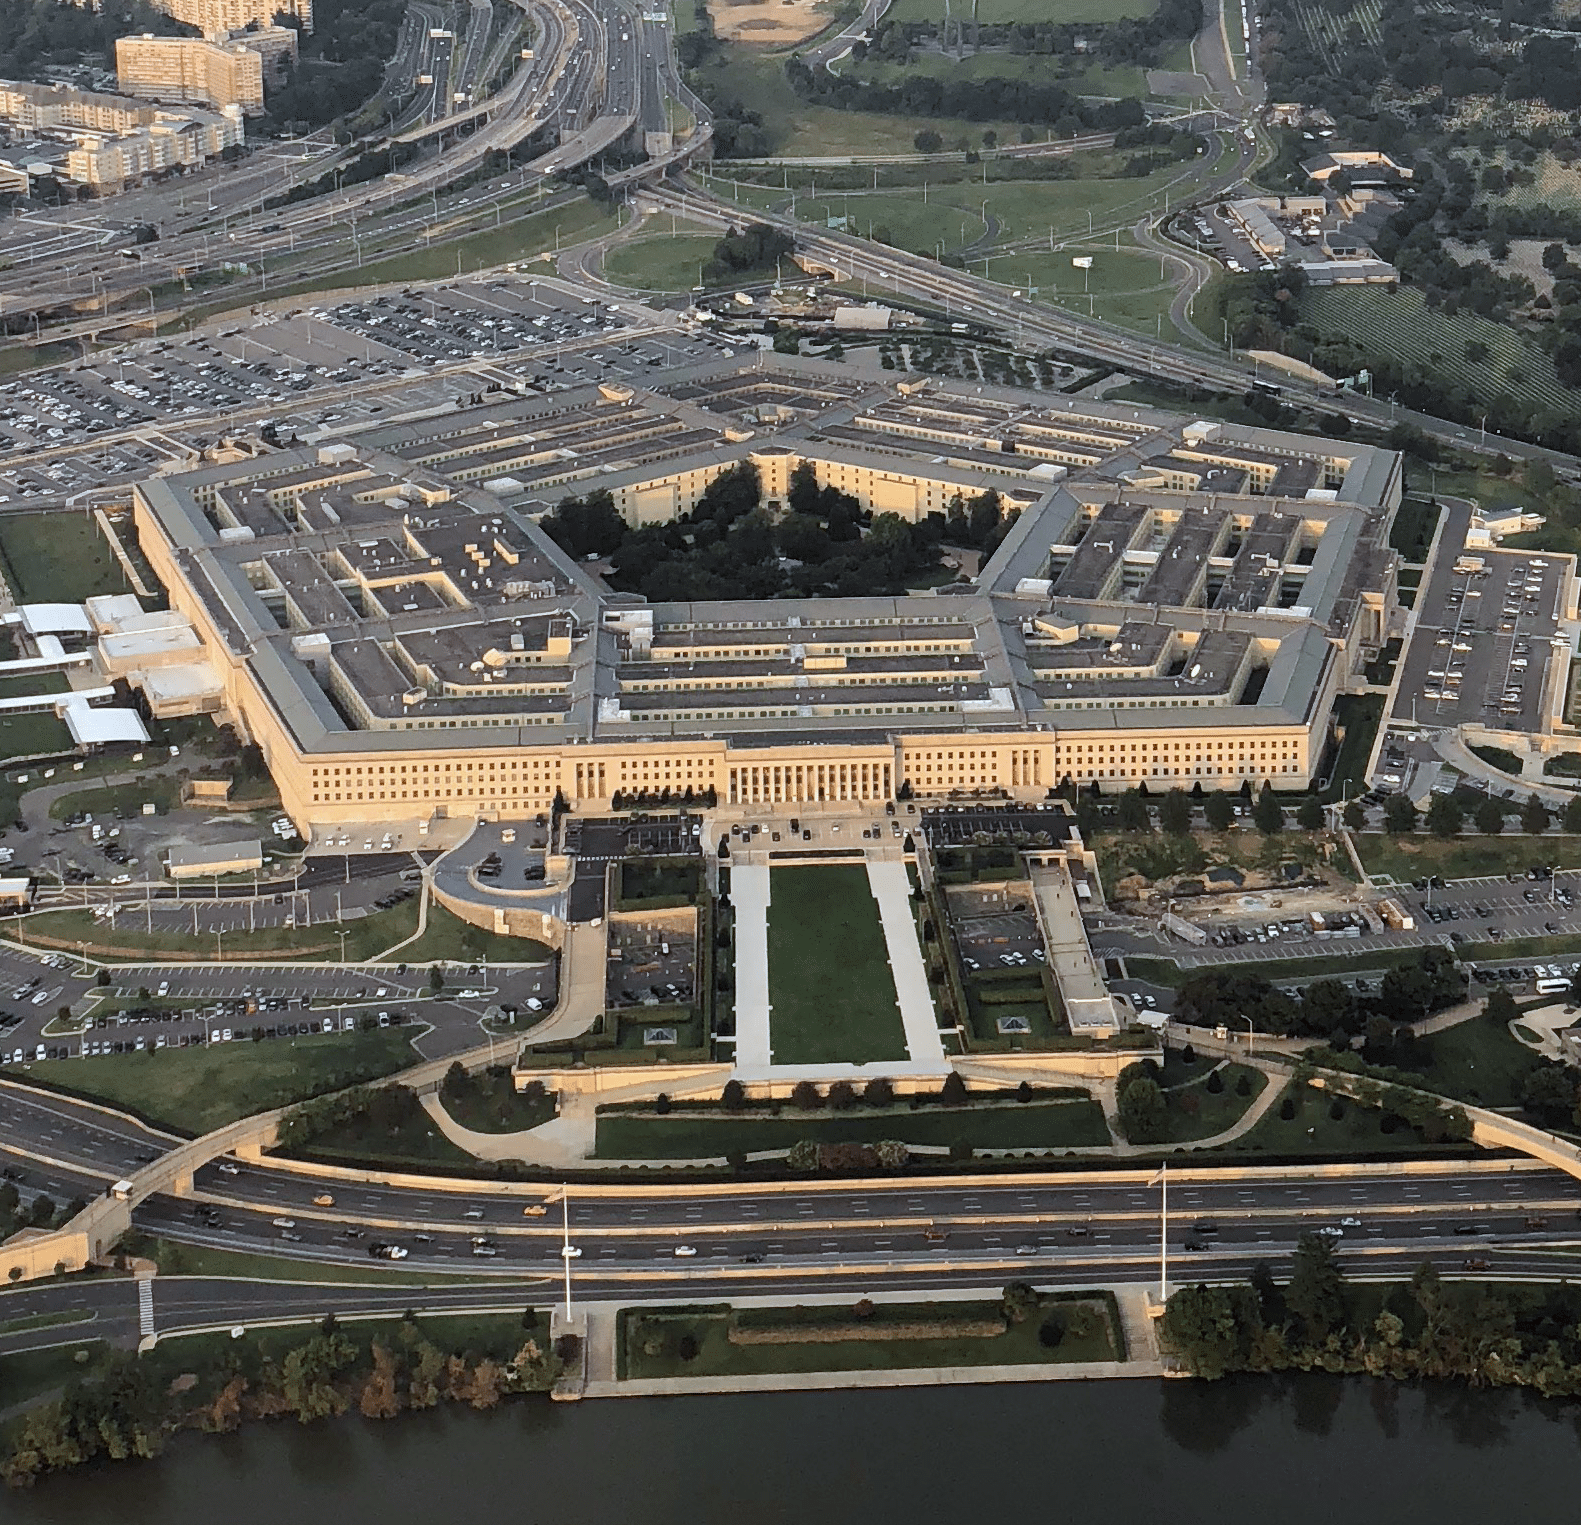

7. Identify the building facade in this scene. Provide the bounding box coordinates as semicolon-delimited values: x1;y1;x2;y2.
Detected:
116;34;265;115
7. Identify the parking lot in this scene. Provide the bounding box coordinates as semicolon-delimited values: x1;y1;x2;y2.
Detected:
1391;504;1567;735
0;275;743;505
952;908;1046;974
606;920;696;1010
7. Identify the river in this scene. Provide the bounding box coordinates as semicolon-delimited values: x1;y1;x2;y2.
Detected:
3;1376;1577;1523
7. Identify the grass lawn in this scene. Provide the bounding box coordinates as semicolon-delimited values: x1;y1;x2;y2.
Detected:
47;776;182;822
594;1095;1110;1158
1159;1060;1266;1141
1321;692;1384;801
1354;833;1581;883
692;52;1036;160
884;0;1156;21
134;1236;492;1285
289;1109;477;1170
767;865;908;1064
1470;743;1524;775
0;512;132;605
1412;1017;1542;1110
0;671;67;701
1124;947;1432;988
1229;1078;1477;1159
5;1028;417;1135
847;50;1152;98
619;1290;1122;1380
0;1340;108;1412
1390;497;1440;561
602;233;724;292
0;710;73;763
13;897;423;963
393;902;552;966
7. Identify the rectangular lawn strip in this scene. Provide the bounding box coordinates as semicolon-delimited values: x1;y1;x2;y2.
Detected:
132;1236;496;1286
4;1028;418;1135
390;901;552;965
0;512;132;604
618;1290;1123;1380
13;897;422;963
1354;834;1581;883
766;865;908;1064
593;1095;1110;1158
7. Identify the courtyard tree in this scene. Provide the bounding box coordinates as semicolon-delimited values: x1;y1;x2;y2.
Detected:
1342;799;1366;830
1475;797;1505;835
791;1080;824;1110
1159;789;1192;836
1116;789;1151;832
1426;794;1464;838
1382;794;1418;834
1522;793;1550;834
1253;783;1284;836
1204;792;1236;832
1296;796;1324;832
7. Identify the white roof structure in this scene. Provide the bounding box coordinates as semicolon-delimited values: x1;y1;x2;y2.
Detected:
99;625;204;669
60;701;150;746
85;593;146;631
167;839;263;875
19;604;92;637
140;663;224;705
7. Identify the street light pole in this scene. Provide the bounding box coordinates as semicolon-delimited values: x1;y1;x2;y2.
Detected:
560;1186;574;1319
1238;1014;1254;1059
1154;1164;1168;1306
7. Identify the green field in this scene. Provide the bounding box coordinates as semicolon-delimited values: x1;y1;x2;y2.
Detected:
14;897;424;963
884;0;1157;22
594;1095;1110;1158
1303;285;1581;418
1160;1059;1267;1141
1412;1017;1542;1110
693;52;1038;160
4;1028;418;1134
602;233;725;292
0;710;72;763
0;512;133;605
1354;833;1581;884
619;1291;1122;1380
767;865;909;1064
48;776;182;821
844;50;1153;99
391;902;552;966
1231;1078;1477;1158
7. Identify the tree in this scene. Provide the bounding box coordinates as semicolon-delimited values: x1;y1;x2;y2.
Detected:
862;1076;896;1107
1116;789;1151;832
1382;794;1418;834
791;1080;823;1110
1520;1064;1576;1124
1522;793;1550;834
913;129;942;153
1285;1231;1347;1343
1564;795;1581;833
1483;985;1519;1027
721;1078;746;1111
1426;793;1464;838
1117;1074;1167;1143
828;1079;858;1110
1001;1281;1038;1323
1158;789;1192;835
940;1071;968;1106
1159;1282;1258;1379
1253;783;1284;836
1475;797;1505;835
1296;796;1324;831
1343;799;1366;830
1204;792;1236;831
427;964;444;992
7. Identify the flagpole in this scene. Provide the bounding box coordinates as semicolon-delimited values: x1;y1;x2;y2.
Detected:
1159;1163;1168;1306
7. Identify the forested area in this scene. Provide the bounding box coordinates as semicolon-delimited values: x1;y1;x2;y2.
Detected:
1;1310;572;1488
0;0;193;79
263;0;408;130
1165;1236;1581;1397
540;461;1019;603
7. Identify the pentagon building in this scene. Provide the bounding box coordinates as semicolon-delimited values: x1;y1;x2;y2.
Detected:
131;355;1403;836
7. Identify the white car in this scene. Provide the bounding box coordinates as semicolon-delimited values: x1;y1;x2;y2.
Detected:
672;1245;698;1258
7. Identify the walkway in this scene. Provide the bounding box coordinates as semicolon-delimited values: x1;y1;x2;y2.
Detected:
731;862;773;1069
865;858;946;1069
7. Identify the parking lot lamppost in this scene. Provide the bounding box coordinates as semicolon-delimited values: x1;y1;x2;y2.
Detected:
1238;1014;1254;1059
336;928;349;965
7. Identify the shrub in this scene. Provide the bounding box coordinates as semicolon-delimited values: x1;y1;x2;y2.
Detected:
863;1076;896;1107
791;1080;823;1110
1206;1069;1224;1094
721;1078;746;1110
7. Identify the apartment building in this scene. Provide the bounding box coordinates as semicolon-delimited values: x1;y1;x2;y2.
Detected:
116;34;265;115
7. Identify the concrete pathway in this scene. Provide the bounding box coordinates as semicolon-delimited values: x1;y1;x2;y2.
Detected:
731;862;773;1070
865;858;946;1068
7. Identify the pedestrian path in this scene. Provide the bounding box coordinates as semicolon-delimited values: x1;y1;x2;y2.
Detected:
865;858;946;1068
731;863;772;1069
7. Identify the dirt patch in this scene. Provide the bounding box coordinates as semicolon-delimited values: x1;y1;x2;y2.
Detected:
708;0;835;45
